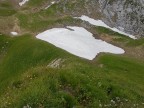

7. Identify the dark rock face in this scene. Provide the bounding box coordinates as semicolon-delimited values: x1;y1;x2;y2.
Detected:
98;0;144;37
60;0;144;37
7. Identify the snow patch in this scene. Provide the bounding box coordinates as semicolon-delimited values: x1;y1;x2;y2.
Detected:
19;0;29;6
11;32;18;36
51;1;55;4
45;1;56;9
75;15;136;39
36;26;124;60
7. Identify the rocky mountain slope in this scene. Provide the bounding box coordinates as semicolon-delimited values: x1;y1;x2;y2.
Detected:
99;0;144;38
0;0;143;38
60;0;144;37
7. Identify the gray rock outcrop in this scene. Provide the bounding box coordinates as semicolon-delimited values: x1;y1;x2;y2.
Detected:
99;0;144;37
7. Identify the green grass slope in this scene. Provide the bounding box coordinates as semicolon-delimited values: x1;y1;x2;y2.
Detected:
0;2;16;16
0;34;144;108
0;1;144;108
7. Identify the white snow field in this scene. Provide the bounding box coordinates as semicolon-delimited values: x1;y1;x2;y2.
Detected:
75;15;136;39
19;0;29;6
36;26;124;60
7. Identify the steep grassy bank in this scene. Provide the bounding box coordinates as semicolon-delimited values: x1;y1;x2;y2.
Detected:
0;35;144;108
0;1;144;108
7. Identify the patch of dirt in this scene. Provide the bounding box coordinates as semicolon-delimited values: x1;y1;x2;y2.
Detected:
125;46;144;60
12;18;21;34
0;16;15;35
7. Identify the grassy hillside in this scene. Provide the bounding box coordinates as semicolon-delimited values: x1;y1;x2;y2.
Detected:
0;1;144;108
0;34;144;108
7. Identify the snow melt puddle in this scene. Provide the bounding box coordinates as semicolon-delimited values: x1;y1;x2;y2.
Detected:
45;1;56;9
19;0;29;6
75;15;136;39
36;26;124;60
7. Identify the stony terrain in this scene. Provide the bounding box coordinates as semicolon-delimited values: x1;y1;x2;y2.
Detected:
99;0;144;37
0;0;144;37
